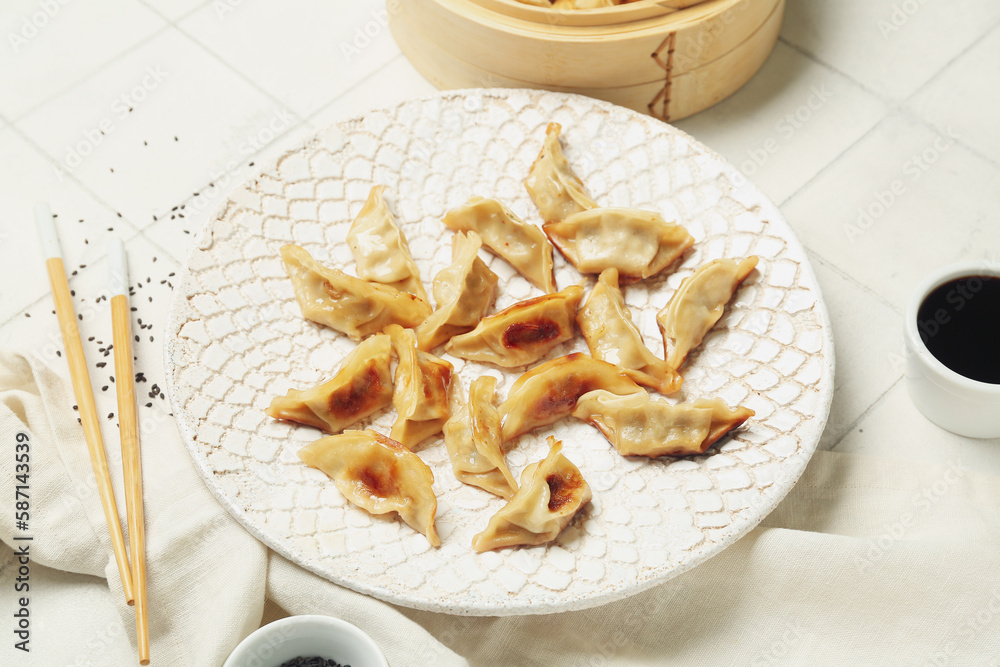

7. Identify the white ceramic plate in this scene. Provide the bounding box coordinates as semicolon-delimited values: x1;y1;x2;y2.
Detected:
165;89;833;616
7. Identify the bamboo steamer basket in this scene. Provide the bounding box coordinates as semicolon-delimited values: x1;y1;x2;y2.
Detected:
389;0;783;121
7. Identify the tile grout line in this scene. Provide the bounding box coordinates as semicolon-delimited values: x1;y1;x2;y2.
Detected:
139;55;406;231
896;16;1000;109
777;115;887;208
134;0;307;124
804;248;902;315
9;0;217;128
779;19;1000;172
7;123;147;238
302;53;406;125
827;375;904;452
777;36;889;101
9;22;173;125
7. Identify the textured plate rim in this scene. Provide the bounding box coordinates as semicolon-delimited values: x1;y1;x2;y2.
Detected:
164;88;835;616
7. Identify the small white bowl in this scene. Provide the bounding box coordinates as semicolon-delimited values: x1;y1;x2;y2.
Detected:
904;260;1000;439
223;615;388;667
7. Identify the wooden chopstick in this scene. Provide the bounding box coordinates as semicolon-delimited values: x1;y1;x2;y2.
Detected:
34;204;134;604
109;238;150;665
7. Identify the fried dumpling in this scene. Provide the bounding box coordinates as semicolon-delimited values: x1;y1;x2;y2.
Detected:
280;244;431;341
415;231;498;351
577;268;681;394
543;208;693;283
524;122;597;223
298;430;440;546
443;376;517;499
498;353;643;441
445;285;584;368
472;436;591;552
552;0;617;6
442;197;556;293
573;390;754;457
657;256;759;368
266;334;393;433
346;185;428;302
386;325;453;448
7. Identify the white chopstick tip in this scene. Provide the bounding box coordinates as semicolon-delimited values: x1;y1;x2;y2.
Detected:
34;202;62;260
108;237;129;297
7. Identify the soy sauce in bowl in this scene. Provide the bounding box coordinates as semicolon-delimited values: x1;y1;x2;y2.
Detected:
916;275;1000;384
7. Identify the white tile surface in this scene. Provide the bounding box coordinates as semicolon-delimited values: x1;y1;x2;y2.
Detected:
2;0;1000;653
781;0;1000;101
809;255;903;449
836;381;1000;471
179;0;401;117
908;25;1000;166
140;0;211;22
306;55;437;130
142;118;317;262
783;112;1000;310
0;128;140;323
0;0;165;119
15;28;297;230
675;41;887;205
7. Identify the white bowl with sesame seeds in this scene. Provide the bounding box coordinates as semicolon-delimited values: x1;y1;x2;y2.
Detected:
223;615;387;667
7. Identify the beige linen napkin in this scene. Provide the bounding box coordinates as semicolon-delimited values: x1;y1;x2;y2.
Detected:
0;348;465;666
3;346;1000;666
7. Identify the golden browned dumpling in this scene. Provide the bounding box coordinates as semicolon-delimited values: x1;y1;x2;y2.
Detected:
386;325;453;448
298;430;440;546
577;268;681;394
265;334;393;433
415;231;499;351
573;390;754;457
497;353;643;442
346;185;428;302
280;244;431;341
472;436;591;551
445;285;585;368
442;197;557;293
657;256;759;368
524;122;597;223
443;376;518;499
543;208;693;283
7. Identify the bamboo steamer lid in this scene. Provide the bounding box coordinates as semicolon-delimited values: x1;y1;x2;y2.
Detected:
389;0;783;121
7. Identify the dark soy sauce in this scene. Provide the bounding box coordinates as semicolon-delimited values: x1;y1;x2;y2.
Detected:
917;275;1000;384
